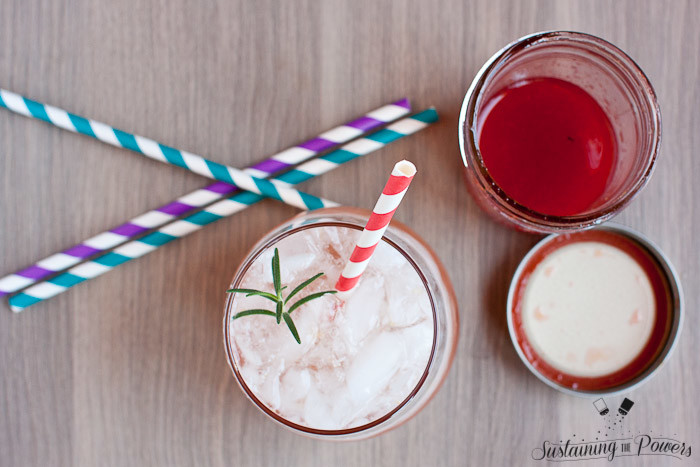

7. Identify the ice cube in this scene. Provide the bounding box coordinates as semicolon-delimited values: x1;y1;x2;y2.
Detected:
302;323;347;370
270;317;316;363
257;359;284;411
317;226;355;264
399;320;434;365
385;367;416;397
256;248;275;281
230;318;273;367
385;265;431;328
386;293;426;328
330;393;354;428
302;386;336;430
371;241;410;270
346;332;406;406
231;294;275;313
262;252;316;282
342;277;385;346
280;367;311;404
239;365;263;389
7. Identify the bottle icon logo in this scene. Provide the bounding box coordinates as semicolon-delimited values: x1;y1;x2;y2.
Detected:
593;398;609;415
618;398;635;416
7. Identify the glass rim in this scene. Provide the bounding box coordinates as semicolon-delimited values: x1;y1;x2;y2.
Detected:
222;207;443;437
458;30;662;231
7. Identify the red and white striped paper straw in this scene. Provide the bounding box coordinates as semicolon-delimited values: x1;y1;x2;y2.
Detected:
335;160;417;292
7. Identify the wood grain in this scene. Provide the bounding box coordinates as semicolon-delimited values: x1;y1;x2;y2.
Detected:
1;0;698;465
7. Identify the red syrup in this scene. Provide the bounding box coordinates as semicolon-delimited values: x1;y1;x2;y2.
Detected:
478;77;617;217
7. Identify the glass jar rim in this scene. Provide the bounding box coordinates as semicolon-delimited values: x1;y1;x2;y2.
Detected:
223;208;441;437
458;30;662;231
505;223;684;396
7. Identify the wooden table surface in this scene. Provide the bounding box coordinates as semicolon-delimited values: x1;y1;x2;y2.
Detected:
1;1;698;465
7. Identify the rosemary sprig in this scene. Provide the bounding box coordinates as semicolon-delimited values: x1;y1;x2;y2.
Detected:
227;248;337;344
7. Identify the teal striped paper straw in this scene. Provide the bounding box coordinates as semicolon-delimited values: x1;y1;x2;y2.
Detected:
0;88;336;211
9;109;438;312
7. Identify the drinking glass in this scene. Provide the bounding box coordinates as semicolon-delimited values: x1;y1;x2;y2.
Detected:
223;207;459;440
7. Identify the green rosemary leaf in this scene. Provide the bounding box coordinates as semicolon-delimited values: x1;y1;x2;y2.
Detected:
282;312;301;344
227;288;267;295
288;290;337;314
284;272;324;304
272;248;282;297
244;291;279;302
232;309;277;319
275;301;283;324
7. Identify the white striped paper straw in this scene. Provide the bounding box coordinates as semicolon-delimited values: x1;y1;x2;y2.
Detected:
0;99;410;296
0;88;338;211
9;109;438;312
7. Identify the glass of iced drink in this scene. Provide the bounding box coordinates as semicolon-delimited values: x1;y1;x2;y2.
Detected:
223;207;458;440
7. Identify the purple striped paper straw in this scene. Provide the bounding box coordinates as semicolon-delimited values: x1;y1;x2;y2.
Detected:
0;99;410;296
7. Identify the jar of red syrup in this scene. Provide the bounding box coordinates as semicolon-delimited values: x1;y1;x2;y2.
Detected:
458;31;661;233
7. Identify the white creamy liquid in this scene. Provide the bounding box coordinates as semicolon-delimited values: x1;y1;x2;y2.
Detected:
522;241;656;377
229;226;434;430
